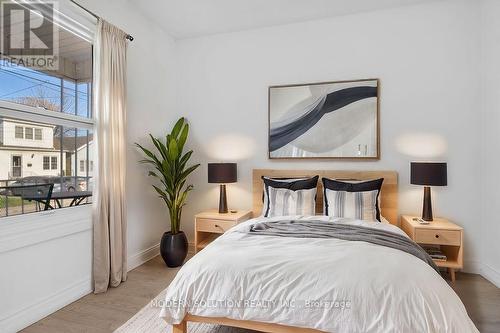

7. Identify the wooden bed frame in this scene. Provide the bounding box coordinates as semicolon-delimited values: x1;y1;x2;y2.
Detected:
173;169;399;333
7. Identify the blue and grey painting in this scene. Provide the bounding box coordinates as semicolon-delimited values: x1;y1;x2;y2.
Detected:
269;80;378;158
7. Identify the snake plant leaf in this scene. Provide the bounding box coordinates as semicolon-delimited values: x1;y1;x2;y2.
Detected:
152;185;167;198
148;135;168;161
171;117;184;139
179;164;200;182
168;138;179;161
166;134;171;148
179;150;193;169
177;179;187;194
136;143;160;165
177;123;189;153
138;159;155;165
178;185;194;207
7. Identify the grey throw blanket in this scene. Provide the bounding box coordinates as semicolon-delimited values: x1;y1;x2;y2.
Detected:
248;220;439;273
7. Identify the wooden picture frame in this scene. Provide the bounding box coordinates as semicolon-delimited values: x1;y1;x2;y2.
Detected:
268;78;380;160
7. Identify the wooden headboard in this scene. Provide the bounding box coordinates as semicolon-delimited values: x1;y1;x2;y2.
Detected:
252;169;399;225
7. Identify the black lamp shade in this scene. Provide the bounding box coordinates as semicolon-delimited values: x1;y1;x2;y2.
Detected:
208;163;237;184
410;162;447;186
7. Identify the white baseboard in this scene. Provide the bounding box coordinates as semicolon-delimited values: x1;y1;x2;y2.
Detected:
481;263;500;288
0;277;92;333
463;259;500;288
463;260;482;274
127;242;196;272
127;243;161;271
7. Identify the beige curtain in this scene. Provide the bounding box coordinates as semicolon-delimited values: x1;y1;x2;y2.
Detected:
92;19;128;293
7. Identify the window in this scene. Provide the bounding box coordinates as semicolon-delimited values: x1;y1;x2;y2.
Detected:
90;161;94;172
43;156;50;170
25;127;33;139
0;3;95;218
15;126;23;139
51;156;58;170
35;128;42;140
1;121;94;217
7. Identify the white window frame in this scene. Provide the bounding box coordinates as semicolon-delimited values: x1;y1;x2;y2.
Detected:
15;125;24;139
51;156;58;170
24;127;34;140
35;128;43;140
42;156;50;170
11;154;22;178
0;100;94;130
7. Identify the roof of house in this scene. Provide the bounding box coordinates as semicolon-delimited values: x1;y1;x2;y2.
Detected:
53;135;93;152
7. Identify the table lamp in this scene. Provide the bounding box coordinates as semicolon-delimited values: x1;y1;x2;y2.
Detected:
208;163;237;213
410;162;447;221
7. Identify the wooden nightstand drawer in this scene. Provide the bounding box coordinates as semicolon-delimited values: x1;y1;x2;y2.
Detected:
196;218;236;234
414;229;461;246
195;210;252;253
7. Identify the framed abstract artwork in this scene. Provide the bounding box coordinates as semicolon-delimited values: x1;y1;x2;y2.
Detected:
268;78;380;159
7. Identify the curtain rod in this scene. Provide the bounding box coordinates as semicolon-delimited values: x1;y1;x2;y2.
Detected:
70;0;134;41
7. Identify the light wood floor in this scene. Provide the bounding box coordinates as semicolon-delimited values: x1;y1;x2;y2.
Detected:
22;256;500;333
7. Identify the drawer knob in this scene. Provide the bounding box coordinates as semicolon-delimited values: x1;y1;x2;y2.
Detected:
435;234;439;238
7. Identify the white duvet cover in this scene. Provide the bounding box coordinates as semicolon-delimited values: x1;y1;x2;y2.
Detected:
160;216;478;333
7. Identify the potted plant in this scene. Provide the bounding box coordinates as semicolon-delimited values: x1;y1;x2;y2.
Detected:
136;117;200;267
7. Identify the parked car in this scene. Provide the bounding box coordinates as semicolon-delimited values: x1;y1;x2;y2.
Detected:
1;177;54;197
8;176;86;192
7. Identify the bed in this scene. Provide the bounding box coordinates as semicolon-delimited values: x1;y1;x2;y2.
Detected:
160;169;478;333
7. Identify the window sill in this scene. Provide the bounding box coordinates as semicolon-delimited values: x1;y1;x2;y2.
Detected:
0;205;92;254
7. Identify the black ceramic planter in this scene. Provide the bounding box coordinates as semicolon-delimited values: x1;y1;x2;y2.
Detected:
160;231;188;267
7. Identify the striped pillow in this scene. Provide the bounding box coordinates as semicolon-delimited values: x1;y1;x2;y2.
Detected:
267;187;317;217
322;178;384;222
262;176;319;217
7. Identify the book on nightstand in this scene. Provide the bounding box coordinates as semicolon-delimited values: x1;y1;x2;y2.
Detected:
423;246;448;262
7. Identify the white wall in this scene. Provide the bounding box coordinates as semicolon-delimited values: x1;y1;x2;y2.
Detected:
480;0;500;287
175;0;483;272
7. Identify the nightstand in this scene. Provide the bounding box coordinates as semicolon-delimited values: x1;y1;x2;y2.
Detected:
401;215;463;282
194;210;252;253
